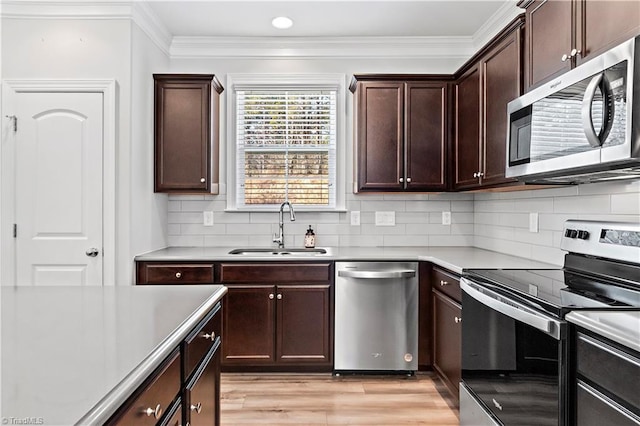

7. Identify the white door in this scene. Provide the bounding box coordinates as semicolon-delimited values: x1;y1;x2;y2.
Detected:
14;92;104;286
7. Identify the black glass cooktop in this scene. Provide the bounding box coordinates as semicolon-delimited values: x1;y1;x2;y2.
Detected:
463;267;640;318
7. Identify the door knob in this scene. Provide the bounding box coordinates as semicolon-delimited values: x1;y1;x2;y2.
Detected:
85;248;99;257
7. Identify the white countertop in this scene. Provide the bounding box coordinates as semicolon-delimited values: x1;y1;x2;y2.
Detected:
566;310;640;353
1;285;227;425
135;246;557;275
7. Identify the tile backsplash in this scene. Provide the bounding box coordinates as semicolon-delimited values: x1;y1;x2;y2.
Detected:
167;180;639;267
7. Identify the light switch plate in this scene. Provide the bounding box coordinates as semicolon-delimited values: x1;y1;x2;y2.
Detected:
203;211;214;226
529;212;539;233
375;211;395;226
442;211;452;225
350;210;361;226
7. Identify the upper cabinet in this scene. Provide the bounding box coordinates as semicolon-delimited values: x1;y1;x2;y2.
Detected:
454;17;524;190
350;76;450;192
154;74;224;193
521;0;640;91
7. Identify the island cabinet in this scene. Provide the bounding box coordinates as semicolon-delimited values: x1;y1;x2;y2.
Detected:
350;75;450;192
154;74;224;194
107;301;223;426
431;266;462;404
520;0;640;91
219;262;334;371
453;16;524;190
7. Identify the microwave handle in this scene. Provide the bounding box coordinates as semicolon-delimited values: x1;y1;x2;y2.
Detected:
582;73;615;148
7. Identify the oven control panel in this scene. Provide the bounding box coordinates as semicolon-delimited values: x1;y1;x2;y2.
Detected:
561;220;640;263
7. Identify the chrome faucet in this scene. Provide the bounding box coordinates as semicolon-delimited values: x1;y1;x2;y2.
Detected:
273;201;295;248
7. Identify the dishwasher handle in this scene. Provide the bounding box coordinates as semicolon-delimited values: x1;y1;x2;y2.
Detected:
338;269;416;279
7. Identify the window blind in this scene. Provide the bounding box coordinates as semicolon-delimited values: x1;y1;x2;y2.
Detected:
236;89;337;208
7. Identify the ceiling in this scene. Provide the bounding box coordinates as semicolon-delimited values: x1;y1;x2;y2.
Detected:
145;0;514;38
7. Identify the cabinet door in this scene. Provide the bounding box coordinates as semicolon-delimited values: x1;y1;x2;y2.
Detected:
187;344;221;426
524;0;573;90
405;82;448;191
454;64;482;189
432;290;462;401
577;0;640;65
154;75;221;193
481;28;522;186
276;284;332;365
222;285;275;365
355;82;404;191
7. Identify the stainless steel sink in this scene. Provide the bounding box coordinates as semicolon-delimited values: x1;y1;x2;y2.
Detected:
228;248;328;256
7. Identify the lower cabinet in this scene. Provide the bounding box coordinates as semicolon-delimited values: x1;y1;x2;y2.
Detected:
107;301;223;426
431;267;462;404
220;263;333;371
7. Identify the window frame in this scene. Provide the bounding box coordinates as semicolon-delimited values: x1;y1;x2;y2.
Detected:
226;73;346;212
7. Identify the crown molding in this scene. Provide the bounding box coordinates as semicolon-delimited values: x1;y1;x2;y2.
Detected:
1;0;172;57
472;0;524;50
170;36;476;60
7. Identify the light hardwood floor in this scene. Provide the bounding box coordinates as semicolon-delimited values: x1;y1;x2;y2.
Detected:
220;372;460;425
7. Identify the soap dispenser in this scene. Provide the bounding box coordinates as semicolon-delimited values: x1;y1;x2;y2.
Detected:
304;225;316;248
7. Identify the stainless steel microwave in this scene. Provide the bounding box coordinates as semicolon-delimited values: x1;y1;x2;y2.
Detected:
506;35;640;184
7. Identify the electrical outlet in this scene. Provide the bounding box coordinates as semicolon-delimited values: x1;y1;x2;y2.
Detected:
203;211;214;227
375;211;395;227
350;211;361;226
529;212;539;233
442;211;452;225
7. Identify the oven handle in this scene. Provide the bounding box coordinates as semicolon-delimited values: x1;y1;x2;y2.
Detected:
461;278;565;340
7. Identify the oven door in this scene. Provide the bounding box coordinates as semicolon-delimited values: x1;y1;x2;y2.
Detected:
460;278;568;426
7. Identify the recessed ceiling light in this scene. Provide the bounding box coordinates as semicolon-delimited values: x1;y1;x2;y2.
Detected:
272;16;293;30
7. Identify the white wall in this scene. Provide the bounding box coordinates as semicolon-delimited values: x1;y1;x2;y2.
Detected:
130;23;170;264
474;181;640;266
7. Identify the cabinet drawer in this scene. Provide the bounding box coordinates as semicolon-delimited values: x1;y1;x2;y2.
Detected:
219;263;331;283
576;332;640;411
112;351;181;425
137;263;215;284
185;303;222;380
432;267;461;302
577;380;640;426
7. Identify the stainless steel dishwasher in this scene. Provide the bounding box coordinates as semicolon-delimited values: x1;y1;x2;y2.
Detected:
334;261;418;373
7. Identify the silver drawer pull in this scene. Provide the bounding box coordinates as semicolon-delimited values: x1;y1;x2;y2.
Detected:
200;178;206;183
190;402;202;414
202;332;216;341
175;272;182;278
277;294;282;300
440;280;449;286
143;404;162;419
454;316;462;324
269;293;274;300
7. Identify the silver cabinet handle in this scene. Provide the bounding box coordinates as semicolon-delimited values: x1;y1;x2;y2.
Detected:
175;272;182;278
338;269;416;279
570;48;581;58
561;53;570;62
440;280;449;286
277;294;282;300
269;293;274;300
399;177;404;183
473;172;478;178
454;316;462;324
406;177;412;183
143;404;162;419
190;402;202;414
201;331;215;341
85;248;99;257
200;178;205;183
478;171;484;177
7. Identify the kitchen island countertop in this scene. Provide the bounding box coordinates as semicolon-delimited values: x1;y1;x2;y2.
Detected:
1;284;227;425
135;246;557;275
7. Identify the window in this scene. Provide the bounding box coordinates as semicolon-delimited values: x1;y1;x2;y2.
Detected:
228;74;345;211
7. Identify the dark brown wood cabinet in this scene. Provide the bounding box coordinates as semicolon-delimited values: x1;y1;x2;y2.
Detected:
219;262;333;371
154;74;223;194
136;262;216;285
431;266;462;404
454;17;523;190
108;302;223;426
521;0;640;90
351;76;449;192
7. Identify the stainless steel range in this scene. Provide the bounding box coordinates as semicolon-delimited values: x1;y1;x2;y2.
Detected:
460;220;640;426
